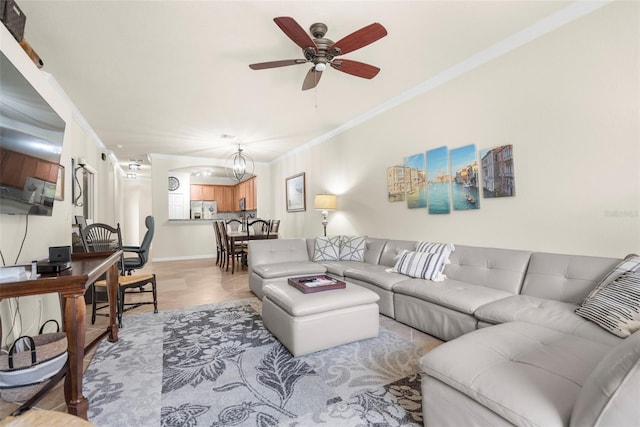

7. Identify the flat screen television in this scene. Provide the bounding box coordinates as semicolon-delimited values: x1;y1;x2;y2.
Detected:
0;51;66;216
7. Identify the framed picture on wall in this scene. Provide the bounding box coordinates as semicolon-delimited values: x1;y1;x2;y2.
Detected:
286;172;306;212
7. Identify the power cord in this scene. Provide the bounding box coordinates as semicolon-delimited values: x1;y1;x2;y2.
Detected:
0;213;29;267
14;213;29;265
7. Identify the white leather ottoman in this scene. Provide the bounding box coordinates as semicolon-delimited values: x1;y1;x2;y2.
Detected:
262;281;380;356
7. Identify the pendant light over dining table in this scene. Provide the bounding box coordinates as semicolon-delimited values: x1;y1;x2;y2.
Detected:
226;144;254;182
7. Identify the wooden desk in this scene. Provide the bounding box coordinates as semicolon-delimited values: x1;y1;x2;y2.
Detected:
0;251;122;420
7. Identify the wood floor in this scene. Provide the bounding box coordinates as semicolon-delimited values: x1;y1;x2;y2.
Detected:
0;258;442;421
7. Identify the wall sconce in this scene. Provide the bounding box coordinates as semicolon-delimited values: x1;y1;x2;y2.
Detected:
128;163;141;171
72;157;87;207
314;194;337;237
126;173;137;179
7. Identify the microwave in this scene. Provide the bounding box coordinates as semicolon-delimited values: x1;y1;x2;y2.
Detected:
239;197;246;211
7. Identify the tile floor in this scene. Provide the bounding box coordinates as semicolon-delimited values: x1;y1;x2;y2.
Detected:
0;258;442;420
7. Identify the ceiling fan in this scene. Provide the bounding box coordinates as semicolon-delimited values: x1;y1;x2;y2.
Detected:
249;17;388;90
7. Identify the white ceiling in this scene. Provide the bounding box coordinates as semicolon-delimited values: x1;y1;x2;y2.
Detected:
16;1;572;177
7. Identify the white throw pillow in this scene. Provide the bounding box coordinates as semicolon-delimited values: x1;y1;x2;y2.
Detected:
392;250;445;281
575;271;640;338
340;235;367;262
313;236;342;261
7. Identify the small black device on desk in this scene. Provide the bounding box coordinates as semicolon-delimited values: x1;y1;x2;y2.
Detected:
37;246;72;273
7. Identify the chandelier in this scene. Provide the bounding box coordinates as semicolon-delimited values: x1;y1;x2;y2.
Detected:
226;145;254;182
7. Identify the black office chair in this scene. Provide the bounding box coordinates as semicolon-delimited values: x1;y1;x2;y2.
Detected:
122;215;154;275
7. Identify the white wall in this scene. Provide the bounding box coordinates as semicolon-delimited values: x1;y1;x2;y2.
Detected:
121;177;152;246
0;26;123;345
270;2;639;258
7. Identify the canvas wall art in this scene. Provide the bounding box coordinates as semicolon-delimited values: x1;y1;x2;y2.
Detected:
404;153;427;209
386;166;405;202
426;147;451;214
480;144;516;198
450;144;480;210
285;172;306;212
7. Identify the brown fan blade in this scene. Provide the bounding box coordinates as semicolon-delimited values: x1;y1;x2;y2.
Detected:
249;59;307;70
330;59;380;79
274;17;317;53
302;67;322;91
329;23;387;56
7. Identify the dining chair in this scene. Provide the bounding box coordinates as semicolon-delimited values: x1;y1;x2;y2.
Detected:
248;219;271;239
79;222;122;253
213;220;228;268
212;221;221;266
80;222;158;327
269;219;280;233
219;220;244;273
226;219;242;232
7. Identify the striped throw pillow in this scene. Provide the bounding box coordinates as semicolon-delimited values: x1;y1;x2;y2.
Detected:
415;241;455;273
393;250;445;281
575;270;640;338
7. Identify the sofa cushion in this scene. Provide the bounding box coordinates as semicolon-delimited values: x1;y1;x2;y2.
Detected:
320;260;365;277
443;245;531;294
520;252;621;304
312;236;342;261
575;271;640;338
343;263;412;292
248;238;311;267
392;250;447;281
394;278;512;315
420;322;611;427
339;235;367;261
252;261;326;279
570;330;640;427
378;239;418;267
475;295;622;346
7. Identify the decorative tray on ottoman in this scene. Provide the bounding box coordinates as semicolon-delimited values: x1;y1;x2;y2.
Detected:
288;275;346;293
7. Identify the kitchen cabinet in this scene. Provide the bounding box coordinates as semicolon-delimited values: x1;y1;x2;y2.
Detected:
188;177;257;212
190;184;203;201
202;185;215;201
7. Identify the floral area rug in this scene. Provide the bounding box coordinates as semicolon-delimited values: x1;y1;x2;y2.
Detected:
83;300;424;426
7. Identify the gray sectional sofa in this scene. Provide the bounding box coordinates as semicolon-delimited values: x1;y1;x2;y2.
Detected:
247;237;639;426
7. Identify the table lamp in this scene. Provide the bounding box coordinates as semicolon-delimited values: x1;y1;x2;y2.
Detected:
314;194;337;236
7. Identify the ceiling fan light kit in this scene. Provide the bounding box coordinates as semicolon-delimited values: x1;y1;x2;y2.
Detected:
249;17;387;91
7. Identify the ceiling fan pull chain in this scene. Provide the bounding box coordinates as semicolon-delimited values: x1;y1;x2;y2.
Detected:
315;76;318;108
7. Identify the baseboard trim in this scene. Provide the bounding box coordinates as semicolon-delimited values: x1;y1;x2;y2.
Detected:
152;254;215;262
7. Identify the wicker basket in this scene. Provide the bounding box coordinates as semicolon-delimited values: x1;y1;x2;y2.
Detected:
0;320;68;402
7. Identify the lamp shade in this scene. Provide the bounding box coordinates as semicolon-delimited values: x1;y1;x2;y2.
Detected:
314;194;337;210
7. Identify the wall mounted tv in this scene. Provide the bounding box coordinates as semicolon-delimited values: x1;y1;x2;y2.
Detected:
0;52;66;216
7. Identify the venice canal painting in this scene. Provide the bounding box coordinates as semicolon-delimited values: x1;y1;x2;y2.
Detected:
480;144;516;198
450;144;480;210
405;152;427;209
426;146;451;214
